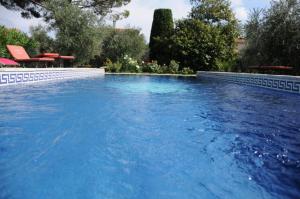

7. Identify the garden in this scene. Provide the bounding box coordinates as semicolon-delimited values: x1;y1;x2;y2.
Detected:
0;0;299;74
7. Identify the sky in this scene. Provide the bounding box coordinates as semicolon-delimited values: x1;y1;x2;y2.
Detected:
0;0;272;41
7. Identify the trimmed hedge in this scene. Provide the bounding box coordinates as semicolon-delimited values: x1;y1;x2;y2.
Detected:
149;9;174;65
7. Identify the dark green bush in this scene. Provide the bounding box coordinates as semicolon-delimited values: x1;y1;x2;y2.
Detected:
0;26;38;58
181;67;194;75
141;61;163;73
149;9;174;65
167;60;179;74
104;59;122;72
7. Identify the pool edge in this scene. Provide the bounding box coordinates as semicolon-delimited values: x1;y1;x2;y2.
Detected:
0;68;105;86
196;71;300;95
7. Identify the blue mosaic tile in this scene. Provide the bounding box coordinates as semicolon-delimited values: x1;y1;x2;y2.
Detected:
0;69;104;87
197;72;300;94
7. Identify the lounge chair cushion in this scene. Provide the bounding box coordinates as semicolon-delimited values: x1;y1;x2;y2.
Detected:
16;58;55;62
6;45;30;60
0;58;19;66
35;53;60;58
59;56;75;60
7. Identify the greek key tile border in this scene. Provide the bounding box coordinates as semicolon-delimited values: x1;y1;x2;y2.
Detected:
197;71;300;94
0;69;104;86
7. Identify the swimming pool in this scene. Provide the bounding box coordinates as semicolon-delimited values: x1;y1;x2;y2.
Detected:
0;75;299;199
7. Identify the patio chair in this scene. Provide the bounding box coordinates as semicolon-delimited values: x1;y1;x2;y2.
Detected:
35;53;75;67
0;58;20;67
6;45;54;67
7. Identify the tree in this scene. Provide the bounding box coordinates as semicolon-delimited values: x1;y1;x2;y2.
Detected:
100;28;147;63
172;19;226;71
242;9;265;66
0;0;44;18
171;0;239;71
42;0;101;65
0;0;131;18
243;0;300;71
149;9;174;65
190;0;238;61
30;25;54;53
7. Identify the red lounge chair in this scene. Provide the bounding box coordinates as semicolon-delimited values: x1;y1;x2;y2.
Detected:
35;53;75;59
35;53;75;67
6;45;55;64
249;66;293;70
0;58;19;67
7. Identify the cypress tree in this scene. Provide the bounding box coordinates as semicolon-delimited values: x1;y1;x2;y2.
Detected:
149;9;174;65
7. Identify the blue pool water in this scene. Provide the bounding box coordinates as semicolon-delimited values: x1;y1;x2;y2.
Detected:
0;75;299;199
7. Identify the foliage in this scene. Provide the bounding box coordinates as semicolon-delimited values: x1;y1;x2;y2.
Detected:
43;0;101;65
181;67;194;75
190;0;234;24
216;58;237;72
0;0;44;18
104;58;122;72
168;60;180;74
171;0;239;71
140;61;161;73
149;9;174;65
100;28;147;64
105;55;140;72
67;0;131;16
243;0;300;71
0;25;37;58
0;0;131;18
120;55;140;72
29;25;54;53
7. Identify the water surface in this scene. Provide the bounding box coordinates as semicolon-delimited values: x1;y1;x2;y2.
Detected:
0;75;299;199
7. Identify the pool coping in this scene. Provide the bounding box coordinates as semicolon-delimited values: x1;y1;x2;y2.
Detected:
0;68;105;86
197;71;300;94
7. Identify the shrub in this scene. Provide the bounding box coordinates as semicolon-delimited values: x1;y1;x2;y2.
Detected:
0;26;37;58
140;62;154;73
104;59;122;72
216;59;238;72
167;60;179;74
141;61;164;73
181;67;194;75
149;9;174;65
120;55;140;73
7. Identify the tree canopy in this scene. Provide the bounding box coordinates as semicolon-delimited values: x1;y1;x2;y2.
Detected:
0;0;131;18
171;0;239;71
100;28;147;63
243;0;300;70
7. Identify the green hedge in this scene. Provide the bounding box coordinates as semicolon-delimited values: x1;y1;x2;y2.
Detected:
0;26;37;58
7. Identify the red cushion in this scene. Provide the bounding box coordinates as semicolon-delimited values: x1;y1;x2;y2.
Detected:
0;58;19;66
59;56;75;60
35;53;60;58
6;45;30;60
16;58;55;62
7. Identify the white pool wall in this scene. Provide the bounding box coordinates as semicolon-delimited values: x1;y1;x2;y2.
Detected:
0;68;105;86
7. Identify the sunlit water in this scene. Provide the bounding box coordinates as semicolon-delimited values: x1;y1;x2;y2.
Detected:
0;75;299;199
